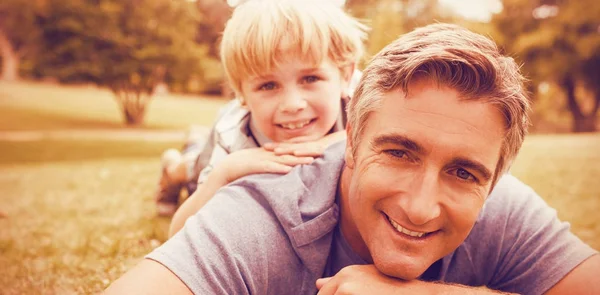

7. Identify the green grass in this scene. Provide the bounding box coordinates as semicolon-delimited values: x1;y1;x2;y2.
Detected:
0;82;598;294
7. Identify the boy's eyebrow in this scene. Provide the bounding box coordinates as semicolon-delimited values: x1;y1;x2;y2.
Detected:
248;74;275;84
371;134;425;154
299;67;324;74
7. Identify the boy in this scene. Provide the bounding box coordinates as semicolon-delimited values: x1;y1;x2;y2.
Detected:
163;0;368;235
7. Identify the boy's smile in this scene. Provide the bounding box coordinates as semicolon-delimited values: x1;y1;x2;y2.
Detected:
240;57;352;143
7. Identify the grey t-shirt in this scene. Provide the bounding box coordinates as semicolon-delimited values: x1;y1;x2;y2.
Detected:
147;142;596;295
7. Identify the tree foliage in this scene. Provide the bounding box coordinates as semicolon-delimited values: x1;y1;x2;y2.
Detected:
0;0;45;81
34;0;206;125
491;0;600;132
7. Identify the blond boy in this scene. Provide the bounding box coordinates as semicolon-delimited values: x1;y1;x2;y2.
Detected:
164;0;368;236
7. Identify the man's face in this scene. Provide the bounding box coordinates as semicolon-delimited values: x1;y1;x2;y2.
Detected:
342;79;505;280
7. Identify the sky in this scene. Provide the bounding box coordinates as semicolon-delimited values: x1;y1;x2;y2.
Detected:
438;0;503;22
221;0;505;23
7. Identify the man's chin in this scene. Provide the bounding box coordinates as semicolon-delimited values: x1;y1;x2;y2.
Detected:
373;259;426;281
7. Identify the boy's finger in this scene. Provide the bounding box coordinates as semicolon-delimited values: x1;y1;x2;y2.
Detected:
258;162;293;174
262;142;278;151
273;147;295;155
275;155;314;165
293;148;323;157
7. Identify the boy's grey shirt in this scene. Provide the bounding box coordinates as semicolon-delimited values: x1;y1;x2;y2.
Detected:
148;142;597;295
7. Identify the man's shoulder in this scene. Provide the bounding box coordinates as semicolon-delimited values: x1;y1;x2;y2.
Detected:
446;174;596;294
231;141;346;235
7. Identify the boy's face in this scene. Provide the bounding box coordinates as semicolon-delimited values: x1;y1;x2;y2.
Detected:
342;79;505;280
240;58;352;143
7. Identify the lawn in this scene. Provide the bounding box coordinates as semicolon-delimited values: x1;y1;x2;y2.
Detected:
0;82;598;294
0;81;227;130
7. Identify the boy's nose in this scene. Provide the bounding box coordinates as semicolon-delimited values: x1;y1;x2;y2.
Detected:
280;90;307;113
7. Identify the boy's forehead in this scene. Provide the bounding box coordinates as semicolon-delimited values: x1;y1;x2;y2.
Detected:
246;52;326;78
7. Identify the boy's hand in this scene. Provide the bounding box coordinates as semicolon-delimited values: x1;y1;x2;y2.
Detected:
213;148;314;184
263;131;347;157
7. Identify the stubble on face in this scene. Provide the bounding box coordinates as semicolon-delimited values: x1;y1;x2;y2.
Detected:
338;79;505;280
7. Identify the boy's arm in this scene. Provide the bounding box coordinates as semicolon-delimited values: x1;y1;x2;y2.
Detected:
264;130;347;157
168;147;314;237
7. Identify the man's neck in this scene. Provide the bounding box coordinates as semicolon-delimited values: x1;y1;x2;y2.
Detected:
338;166;373;263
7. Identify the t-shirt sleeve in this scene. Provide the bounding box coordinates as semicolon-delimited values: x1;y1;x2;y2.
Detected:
196;143;229;185
145;185;298;294
483;175;597;295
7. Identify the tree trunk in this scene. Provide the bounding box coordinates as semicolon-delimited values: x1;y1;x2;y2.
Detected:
0;27;20;81
561;75;597;132
113;88;152;126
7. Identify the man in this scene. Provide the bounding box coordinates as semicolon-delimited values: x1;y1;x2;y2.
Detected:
106;23;599;295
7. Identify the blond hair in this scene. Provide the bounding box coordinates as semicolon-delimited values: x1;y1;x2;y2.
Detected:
220;0;368;96
348;23;530;183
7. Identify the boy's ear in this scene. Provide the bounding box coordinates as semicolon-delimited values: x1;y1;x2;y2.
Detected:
341;63;356;96
342;63;356;86
344;125;355;169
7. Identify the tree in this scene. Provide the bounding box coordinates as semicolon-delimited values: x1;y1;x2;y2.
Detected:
346;0;454;64
36;0;205;126
491;0;600;132
0;0;44;81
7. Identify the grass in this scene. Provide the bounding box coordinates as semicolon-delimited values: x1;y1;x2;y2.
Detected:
0;82;598;294
0;81;227;130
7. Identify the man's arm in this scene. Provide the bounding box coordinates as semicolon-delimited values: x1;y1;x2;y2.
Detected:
545;254;600;295
316;265;516;295
107;184;299;294
104;259;192;295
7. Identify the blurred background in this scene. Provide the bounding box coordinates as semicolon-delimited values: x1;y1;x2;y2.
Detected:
0;0;598;293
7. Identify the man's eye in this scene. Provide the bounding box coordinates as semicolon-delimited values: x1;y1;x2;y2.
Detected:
259;82;277;91
302;75;319;84
385;149;406;159
455;168;476;181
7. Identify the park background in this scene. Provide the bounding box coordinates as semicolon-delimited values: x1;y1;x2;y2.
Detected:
0;0;599;293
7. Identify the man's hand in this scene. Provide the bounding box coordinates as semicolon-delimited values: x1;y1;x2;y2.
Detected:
316;265;407;295
316;265;505;295
263;131;347;157
213;147;314;184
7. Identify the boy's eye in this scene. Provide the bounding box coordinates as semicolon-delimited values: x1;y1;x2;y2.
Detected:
258;82;277;91
302;75;320;84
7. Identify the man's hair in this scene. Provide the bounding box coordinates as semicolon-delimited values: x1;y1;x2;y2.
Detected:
220;0;368;96
347;23;530;182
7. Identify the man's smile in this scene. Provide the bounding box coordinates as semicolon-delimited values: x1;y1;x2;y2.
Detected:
383;213;438;240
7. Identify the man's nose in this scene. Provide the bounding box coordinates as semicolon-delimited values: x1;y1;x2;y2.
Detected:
399;170;442;226
279;89;307;113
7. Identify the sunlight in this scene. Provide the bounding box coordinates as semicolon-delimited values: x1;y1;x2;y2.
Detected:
438;0;503;22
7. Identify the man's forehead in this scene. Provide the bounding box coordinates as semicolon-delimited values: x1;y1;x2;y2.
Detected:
360;87;505;176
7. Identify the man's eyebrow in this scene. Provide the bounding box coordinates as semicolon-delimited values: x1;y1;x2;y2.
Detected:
371;134;425;154
449;157;493;182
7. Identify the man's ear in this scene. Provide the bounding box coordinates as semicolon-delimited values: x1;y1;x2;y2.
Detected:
344;125;355;169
